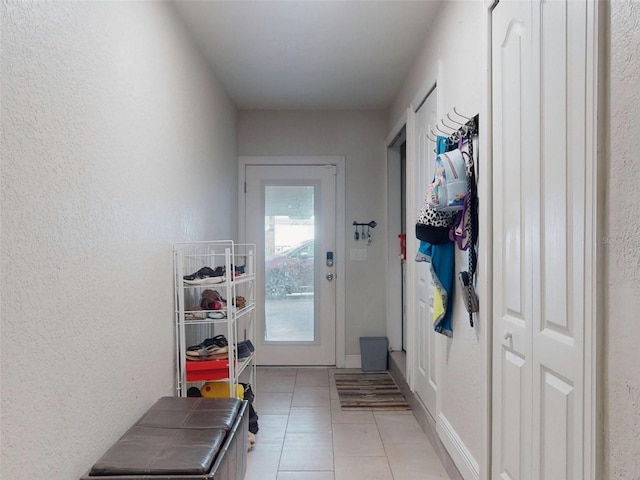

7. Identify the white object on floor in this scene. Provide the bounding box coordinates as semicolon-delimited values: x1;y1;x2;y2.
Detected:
247;432;256;451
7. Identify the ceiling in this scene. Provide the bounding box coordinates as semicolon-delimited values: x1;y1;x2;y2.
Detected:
171;1;441;110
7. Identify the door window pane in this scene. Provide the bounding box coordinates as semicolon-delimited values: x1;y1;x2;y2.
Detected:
264;186;315;342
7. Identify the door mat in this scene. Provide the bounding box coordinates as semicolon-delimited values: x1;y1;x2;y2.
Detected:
334;372;410;411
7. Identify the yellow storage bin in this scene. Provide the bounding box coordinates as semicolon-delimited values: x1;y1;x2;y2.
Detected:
200;381;244;399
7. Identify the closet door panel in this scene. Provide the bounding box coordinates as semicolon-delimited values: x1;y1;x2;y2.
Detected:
492;1;535;478
500;351;526;480
413;90;438;417
540;0;570;336
540;369;574;479
533;0;588;478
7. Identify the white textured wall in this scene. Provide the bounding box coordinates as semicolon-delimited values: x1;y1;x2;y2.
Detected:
605;2;640;478
388;0;484;466
238;110;388;354
0;2;237;479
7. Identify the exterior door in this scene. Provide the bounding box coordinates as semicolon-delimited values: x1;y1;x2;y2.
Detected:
492;1;593;478
245;164;336;365
413;88;438;416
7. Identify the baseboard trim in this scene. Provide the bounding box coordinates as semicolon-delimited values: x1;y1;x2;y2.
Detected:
344;354;361;369
437;412;480;480
388;353;463;480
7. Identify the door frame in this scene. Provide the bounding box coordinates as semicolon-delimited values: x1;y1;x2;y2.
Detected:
484;0;603;478
385;111;407;353
238;156;347;367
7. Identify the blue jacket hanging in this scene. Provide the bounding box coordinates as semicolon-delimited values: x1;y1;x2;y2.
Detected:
415;135;456;337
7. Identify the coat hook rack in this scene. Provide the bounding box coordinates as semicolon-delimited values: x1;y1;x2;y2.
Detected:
425;108;479;151
353;220;377;245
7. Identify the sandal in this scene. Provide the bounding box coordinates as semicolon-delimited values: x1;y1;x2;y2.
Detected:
185;344;229;358
186;351;229;361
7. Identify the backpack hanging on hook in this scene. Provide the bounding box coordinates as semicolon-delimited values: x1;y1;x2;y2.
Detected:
426;148;468;212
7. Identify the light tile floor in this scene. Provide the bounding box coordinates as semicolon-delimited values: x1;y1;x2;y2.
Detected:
246;367;451;480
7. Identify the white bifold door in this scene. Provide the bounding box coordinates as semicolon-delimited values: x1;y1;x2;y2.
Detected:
413;88;438;418
492;0;597;479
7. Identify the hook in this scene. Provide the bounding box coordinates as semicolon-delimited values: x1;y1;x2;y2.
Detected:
441;117;459;131
447;113;465;126
366;221;376;245
435;123;453;135
353;221;376;241
452;106;471;121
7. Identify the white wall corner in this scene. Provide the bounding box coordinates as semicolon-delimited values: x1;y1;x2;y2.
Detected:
437;413;480;480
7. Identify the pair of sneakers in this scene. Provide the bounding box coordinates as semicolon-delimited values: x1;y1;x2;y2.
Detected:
186;334;228;360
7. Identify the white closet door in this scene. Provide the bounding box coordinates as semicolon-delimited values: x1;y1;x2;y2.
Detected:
492;1;595;479
531;1;589;477
413;89;438;417
492;1;536;478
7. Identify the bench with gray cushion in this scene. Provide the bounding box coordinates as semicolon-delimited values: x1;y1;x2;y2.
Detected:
81;397;248;480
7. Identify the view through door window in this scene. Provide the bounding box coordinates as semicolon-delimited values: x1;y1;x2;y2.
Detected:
264;185;315;342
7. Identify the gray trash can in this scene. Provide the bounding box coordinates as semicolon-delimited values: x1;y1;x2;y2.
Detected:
359;336;389;372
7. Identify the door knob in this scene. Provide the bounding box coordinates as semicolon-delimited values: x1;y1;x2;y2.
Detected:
504;330;513;340
326;273;334;281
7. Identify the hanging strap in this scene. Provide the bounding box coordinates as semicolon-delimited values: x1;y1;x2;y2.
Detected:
449;195;470;250
466;138;478;326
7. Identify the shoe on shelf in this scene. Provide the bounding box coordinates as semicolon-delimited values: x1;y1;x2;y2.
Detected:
200;290;226;310
237;340;255;359
202;289;225;300
187;334;228;352
187;387;202;397
183;266;216;281
185;351;229;361
183;266;226;285
234;296;246;309
185;344;229;359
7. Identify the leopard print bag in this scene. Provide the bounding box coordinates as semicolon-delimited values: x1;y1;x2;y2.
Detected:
415;196;455;245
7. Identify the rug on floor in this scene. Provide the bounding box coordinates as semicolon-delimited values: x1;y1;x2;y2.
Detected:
334;372;410;411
